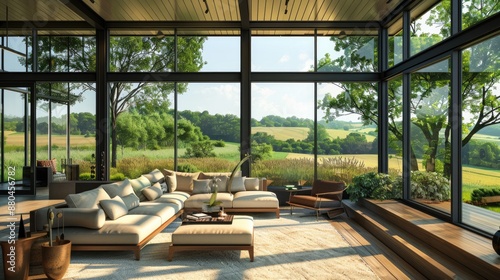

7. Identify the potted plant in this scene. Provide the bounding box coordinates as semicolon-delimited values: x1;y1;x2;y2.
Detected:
203;177;223;212
41;208;71;280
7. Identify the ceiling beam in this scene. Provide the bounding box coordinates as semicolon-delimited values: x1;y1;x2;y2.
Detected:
61;0;106;29
239;0;250;30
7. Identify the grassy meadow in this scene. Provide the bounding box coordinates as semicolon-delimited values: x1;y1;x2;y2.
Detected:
3;129;499;205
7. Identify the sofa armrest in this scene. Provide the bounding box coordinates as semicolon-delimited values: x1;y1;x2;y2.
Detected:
30;206;106;232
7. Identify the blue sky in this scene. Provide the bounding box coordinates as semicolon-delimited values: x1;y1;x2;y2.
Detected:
4;36;354;122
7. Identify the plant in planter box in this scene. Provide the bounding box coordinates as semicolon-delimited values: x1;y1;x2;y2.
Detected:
347;172;398;202
409;171;450;202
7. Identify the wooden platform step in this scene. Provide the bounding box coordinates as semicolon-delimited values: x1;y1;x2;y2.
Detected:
343;199;500;280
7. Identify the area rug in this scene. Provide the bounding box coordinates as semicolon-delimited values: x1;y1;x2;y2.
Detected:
30;210;378;280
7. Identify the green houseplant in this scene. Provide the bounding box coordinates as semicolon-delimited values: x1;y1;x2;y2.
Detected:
347;172;399;202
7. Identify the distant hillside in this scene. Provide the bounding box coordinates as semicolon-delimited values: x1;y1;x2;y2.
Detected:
251;126;376;142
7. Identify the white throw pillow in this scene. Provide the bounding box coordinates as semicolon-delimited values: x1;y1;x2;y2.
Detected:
99;196;128;220
192;179;211;194
101;179;134;198
120;193;140;210
65;187;111;209
129;175;152;201
244;177;260;191
141;182;163;201
229;176;246;193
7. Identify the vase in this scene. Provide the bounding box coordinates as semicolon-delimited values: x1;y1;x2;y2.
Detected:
41;239;71;280
493;227;500;255
202;205;221;213
1;234;41;280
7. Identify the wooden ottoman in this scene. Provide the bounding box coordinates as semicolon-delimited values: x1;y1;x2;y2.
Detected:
168;215;254;262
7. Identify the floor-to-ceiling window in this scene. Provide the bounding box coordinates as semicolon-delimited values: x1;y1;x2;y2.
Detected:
461;35;500;235
409;59;452;213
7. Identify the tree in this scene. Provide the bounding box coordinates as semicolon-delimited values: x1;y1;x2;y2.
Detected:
24;35;206;167
318;2;500;178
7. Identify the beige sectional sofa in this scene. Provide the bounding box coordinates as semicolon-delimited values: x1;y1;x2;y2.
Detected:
30;168;279;260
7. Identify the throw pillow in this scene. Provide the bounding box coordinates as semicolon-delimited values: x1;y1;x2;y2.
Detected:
192;179;211;194
213;175;228;192
65;187;111;209
175;171;200;193
120;193;140;210
101;179;134;198
244;177;260;191
161;169;177;192
142;168;165;184
100;196;128;220
141;182;163;201
36;159;57;174
229;176;246;193
129;175;151;201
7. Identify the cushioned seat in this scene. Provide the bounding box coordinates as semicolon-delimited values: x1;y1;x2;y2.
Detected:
128;202;178;224
61;214;162;245
184;192;234;209
232;191;278;208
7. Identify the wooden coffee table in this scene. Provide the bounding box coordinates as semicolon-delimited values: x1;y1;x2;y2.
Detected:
168;215;254;262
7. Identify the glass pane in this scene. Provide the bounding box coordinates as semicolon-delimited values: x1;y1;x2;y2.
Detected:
389;27;403;68
317;35;378;72
1;88;31;192
461;36;500;235
198;36;240;72
252;36;314;72
317;82;378;185
251;83;315;186
410;1;451;56
462;0;500;30
37;36;96;72
177;82;241;172
2;36;28;72
388;77;403;181
110;82;176;179
409;59;451;213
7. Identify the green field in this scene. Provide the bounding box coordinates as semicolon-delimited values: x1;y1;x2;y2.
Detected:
251;127;376;141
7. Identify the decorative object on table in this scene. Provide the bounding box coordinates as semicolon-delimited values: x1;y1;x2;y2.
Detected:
18;214;27;239
297;179;307;189
42;208;71;280
202;178;222;212
1;215;40;280
226;154;252;193
285;185;296;190
493;226;500;255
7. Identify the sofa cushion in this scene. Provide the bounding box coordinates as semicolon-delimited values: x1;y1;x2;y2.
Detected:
178;172;200;193
65;187;110;209
244;177;260;191
161;169;177;192
142;168;165;184
198;172;232;179
101;179;134;198
33;208;106;230
192;179;211;194
99;196;129;220
212;175;229;192
129;175;152;202
232;191;279;208
60;214;162;245
128;202;178;224
229;176;246;193
142;182;163;201
121;193;140;210
37;159;57;174
153;191;190;210
184;192;233;209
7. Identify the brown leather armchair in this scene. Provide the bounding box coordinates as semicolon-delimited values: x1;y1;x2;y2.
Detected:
287;180;346;220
